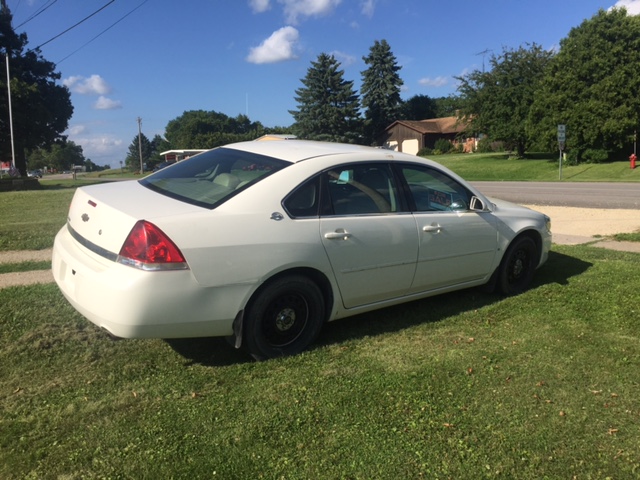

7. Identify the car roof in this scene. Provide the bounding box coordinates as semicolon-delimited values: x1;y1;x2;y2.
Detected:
221;139;416;164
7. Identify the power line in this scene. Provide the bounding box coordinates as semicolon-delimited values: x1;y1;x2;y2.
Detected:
28;0;116;52
15;0;58;29
57;0;150;65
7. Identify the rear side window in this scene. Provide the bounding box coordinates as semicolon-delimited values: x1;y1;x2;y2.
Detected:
283;176;320;218
140;148;289;209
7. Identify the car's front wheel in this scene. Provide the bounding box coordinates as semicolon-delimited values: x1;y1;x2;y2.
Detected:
497;236;538;295
244;275;325;360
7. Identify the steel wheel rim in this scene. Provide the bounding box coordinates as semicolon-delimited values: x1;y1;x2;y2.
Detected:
508;248;529;283
262;293;309;347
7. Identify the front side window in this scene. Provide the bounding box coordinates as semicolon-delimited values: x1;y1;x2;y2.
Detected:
140;148;289;209
325;163;399;215
401;164;471;212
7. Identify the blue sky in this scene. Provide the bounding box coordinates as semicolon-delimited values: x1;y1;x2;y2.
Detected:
7;0;640;167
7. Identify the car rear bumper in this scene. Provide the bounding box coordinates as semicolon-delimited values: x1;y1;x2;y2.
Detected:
52;225;250;339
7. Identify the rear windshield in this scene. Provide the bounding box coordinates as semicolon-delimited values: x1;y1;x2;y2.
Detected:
140;147;290;209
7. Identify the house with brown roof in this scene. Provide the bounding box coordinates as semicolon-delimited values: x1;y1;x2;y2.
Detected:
379;116;476;155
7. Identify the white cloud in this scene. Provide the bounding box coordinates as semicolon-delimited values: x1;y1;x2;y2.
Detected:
94;96;123;110
418;76;449;88
360;0;375;17
278;0;341;24
247;26;300;64
330;50;356;66
67;124;86;135
249;0;271;13
66;132;125;166
63;74;112;95
611;0;640;15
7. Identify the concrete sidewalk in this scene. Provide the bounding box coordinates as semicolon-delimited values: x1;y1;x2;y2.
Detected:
524;204;640;253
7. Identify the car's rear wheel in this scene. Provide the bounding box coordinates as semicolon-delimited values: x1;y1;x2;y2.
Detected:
244;275;325;360
497;236;538;295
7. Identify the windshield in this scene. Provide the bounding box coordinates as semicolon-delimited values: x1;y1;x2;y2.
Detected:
140;147;290;209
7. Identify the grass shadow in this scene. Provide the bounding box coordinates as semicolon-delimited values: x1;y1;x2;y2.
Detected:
164;336;251;366
318;250;592;348
165;250;592;365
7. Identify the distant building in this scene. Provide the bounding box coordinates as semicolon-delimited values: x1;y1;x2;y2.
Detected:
255;134;297;141
380;116;477;155
160;149;207;162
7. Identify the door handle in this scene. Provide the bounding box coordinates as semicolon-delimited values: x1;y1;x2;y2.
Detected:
324;229;352;240
422;224;443;234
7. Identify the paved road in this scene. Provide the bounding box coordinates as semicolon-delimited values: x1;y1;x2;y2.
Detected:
471;181;640;209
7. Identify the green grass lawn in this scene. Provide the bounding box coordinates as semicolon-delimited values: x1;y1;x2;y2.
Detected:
1;245;639;478
434;152;640;182
1;157;639;477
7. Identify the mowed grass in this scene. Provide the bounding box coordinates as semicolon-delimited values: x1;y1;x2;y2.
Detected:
1;246;639;478
0;162;639;477
0;188;74;251
435;152;640;182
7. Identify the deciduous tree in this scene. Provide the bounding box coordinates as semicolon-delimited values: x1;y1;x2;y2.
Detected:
26;141;84;172
399;94;437;120
457;43;554;158
164;110;265;149
527;8;640;163
0;3;73;175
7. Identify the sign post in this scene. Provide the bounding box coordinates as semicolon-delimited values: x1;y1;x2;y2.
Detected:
557;125;566;180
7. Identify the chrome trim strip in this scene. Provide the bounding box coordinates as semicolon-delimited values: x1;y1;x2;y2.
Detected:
67;223;118;262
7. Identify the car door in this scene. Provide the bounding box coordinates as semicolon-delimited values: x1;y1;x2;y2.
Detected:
400;164;498;292
319;163;419;309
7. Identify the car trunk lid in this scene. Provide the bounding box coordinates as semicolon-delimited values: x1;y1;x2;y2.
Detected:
67;180;205;257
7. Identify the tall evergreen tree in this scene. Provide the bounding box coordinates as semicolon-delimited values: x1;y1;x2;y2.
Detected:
289;53;361;143
527;8;640;163
360;39;403;145
0;2;73;175
125;133;153;171
457;43;554;158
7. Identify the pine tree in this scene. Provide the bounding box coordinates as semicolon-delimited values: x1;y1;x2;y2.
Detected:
289;53;361;143
360;40;403;145
125;133;153;171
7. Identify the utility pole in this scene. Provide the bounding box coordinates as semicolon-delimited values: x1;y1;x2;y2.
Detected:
137;117;143;174
2;0;16;170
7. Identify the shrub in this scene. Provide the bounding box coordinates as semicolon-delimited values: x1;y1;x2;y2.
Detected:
434;138;452;153
476;137;494;153
582;148;610;164
417;147;433;157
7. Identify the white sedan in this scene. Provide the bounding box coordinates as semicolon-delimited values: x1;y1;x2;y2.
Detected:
52;140;551;360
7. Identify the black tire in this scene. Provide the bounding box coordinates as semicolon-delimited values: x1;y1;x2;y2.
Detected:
244;275;325;360
497;236;538;296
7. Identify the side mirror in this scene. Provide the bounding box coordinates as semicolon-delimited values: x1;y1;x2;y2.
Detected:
469;196;486;211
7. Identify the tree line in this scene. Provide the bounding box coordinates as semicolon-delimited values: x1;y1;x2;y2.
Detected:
132;7;640;168
2;5;639;176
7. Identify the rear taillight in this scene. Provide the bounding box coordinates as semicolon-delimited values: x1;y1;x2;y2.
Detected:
117;220;188;271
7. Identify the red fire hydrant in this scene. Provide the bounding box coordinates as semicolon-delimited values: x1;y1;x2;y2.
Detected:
630;153;637;169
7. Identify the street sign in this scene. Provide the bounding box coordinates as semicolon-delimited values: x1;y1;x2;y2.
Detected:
557;124;566;142
557;125;566;180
